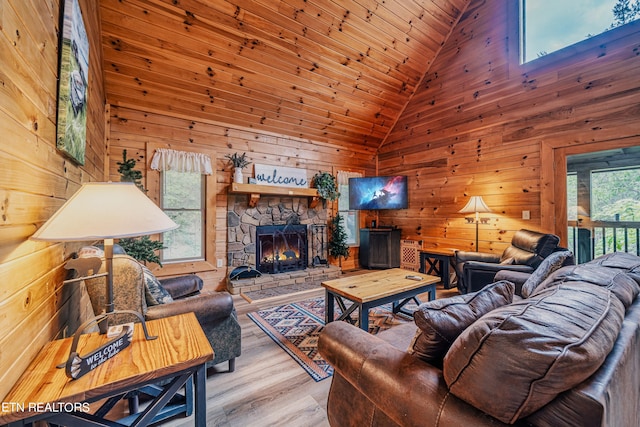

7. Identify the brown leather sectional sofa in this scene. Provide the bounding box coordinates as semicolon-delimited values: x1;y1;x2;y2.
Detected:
319;252;640;426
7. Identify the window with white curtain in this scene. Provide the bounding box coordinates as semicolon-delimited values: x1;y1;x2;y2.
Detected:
150;148;212;263
337;170;362;246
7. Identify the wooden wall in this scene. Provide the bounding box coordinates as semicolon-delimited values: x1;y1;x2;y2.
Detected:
378;0;640;254
106;105;377;287
0;0;106;399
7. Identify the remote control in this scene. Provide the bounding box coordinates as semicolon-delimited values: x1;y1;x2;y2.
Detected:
405;275;423;281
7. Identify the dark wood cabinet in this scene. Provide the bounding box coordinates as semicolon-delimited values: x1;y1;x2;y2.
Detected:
359;228;401;268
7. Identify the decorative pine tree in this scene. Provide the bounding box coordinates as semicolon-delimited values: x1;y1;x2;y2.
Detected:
117;149;146;192
329;213;350;267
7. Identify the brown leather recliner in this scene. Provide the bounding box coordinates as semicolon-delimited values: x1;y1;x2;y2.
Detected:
454;229;561;294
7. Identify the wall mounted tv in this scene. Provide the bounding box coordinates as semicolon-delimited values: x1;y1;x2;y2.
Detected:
349;175;408;210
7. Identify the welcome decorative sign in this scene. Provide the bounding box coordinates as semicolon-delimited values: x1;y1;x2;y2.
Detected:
254;164;309;188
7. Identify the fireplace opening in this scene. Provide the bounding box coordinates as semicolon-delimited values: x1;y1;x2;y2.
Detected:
256;224;307;274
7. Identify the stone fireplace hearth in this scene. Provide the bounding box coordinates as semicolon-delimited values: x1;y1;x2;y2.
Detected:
226;193;341;294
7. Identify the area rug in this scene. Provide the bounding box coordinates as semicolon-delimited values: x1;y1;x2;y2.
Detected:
247;297;414;381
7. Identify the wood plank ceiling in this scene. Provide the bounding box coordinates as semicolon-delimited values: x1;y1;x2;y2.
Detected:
100;0;470;150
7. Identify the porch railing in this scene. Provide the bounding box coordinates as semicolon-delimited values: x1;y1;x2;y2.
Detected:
568;221;640;264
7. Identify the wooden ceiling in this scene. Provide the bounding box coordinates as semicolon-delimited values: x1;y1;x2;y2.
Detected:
100;0;470;150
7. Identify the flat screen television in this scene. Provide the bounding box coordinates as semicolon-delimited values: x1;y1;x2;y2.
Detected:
349;176;408;210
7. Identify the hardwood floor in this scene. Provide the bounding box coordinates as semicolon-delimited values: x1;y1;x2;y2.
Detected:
162;287;331;427
163;276;459;426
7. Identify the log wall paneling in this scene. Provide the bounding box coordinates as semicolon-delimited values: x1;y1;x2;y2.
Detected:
0;0;106;400
378;0;640;252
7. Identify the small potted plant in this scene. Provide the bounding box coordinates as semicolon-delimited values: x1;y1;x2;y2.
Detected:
226;152;251;183
312;171;339;205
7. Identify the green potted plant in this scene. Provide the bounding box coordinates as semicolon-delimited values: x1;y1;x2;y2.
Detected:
116;149;165;265
312;171;339;205
226;152;251;183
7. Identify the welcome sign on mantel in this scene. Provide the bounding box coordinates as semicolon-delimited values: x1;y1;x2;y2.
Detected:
254;164;309;188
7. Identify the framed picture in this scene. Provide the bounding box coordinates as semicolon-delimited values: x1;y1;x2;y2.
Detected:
56;0;89;165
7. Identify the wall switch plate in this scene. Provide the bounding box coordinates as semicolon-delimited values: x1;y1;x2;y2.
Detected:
522;210;531;220
217;258;224;268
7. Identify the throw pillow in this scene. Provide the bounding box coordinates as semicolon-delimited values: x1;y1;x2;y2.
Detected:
408;280;515;365
520;250;574;298
443;283;625;424
141;264;173;306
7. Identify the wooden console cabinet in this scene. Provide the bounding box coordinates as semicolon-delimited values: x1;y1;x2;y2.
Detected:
359;228;401;269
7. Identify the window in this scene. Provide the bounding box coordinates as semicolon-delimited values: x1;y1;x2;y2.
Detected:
160;170;205;262
146;142;216;275
337;170;362;246
519;0;640;64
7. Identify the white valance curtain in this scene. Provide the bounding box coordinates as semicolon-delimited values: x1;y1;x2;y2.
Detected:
150;148;213;175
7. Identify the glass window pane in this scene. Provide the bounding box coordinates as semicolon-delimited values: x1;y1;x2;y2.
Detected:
160;170;205;262
591;168;640;221
521;0;638;63
162;170;202;209
162;211;203;261
567;173;577;220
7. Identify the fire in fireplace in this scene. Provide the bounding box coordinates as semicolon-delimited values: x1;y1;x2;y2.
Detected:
256;224;307;274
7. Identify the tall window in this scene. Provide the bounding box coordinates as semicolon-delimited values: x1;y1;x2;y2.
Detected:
519;0;639;63
337;171;362;246
146;143;216;275
160;170;205;262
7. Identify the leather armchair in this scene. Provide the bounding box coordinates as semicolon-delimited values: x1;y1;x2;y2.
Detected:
454;229;560;294
83;254;241;371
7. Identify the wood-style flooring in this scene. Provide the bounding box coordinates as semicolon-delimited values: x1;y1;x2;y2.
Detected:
163;276;459;426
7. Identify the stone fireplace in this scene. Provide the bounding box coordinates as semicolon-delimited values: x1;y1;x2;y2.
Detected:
226;193;340;294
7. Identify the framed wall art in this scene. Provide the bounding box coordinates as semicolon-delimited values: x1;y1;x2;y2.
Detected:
56;0;89;165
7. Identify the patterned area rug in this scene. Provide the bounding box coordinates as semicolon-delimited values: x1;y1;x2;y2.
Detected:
247;297;415;381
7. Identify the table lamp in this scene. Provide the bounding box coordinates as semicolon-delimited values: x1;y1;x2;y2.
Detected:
459;196;491;250
31;182;178;320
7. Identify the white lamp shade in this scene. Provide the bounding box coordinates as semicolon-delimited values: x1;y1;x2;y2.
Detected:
459;196;492;214
31;182;178;241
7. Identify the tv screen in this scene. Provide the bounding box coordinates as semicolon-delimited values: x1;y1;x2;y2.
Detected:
349;176;408;210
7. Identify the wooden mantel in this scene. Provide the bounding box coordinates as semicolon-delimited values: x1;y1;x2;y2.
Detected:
229;183;320;208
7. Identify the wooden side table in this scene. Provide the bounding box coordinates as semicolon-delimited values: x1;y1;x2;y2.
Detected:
420;248;458;289
0;313;213;426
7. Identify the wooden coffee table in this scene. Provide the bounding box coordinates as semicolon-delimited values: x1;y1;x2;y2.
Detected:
322;268;439;331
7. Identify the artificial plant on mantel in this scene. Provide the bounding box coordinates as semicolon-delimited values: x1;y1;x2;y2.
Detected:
226;152;251;184
116;149;165;266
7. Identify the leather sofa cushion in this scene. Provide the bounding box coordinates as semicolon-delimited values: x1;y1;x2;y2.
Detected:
443;283;625;424
520;250;574;298
532;264;640;308
409;281;514;365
